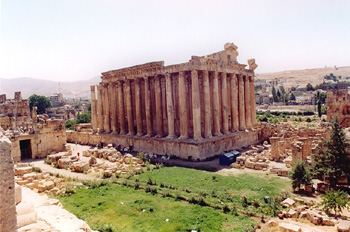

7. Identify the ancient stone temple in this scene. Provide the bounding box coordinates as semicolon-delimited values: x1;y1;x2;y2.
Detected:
68;43;260;160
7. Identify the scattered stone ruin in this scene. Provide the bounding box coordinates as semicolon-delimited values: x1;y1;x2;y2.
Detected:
0;132;17;232
327;89;350;127
231;123;329;177
0;92;31;130
68;43;261;160
0;92;67;162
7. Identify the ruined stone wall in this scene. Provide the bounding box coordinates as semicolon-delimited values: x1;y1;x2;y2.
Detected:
9;119;66;162
327;89;350;127
0;133;17;231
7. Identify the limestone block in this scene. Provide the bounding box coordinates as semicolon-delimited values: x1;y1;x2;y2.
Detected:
58;158;72;169
282;198;295;207
338;220;350;232
46;153;63;163
306;210;323;225
22;173;40;181
25;183;36;190
45;181;55;190
72;161;90;173
321;216;336;226
15;184;22;205
266;220;278;227
15;166;32;176
279;222;301;232
17;212;37;228
230;163;241;169
17;180;29;186
288;209;298;218
103;169;113;178
38;184;46;193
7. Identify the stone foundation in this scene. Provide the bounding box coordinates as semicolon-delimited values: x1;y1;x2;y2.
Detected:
67;129;260;160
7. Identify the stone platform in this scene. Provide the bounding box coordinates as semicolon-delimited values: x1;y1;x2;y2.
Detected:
67;129;261;161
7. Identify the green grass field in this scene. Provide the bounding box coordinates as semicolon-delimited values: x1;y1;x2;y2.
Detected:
59;167;291;232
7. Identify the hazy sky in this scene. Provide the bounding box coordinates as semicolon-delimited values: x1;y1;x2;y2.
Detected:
1;0;349;82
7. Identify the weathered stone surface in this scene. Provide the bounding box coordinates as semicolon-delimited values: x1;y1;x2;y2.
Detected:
0;134;17;232
58;158;72;169
282;198;296;207
72;161;89;173
279;222;301;232
15;166;32;176
338;220;350;232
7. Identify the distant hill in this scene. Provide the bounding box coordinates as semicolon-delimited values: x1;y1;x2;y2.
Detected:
0;77;100;99
2;66;350;99
256;66;350;89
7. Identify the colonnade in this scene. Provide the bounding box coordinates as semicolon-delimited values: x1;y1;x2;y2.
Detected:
90;70;256;141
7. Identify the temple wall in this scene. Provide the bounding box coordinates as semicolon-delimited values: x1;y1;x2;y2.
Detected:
67;129;260;161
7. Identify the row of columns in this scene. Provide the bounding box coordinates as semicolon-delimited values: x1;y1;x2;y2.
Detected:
91;70;256;141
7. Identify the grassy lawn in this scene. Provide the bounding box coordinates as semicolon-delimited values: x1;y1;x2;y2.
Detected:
60;184;255;231
135;167;291;201
59;167;291;232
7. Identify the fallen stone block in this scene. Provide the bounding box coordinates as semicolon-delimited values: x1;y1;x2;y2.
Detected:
58;158;72;169
230;163;241;169
288;209;298;218
15;166;32;176
279;222;301;232
306;210;323;225
72;161;90;173
338;219;350;232
46;154;63;163
282;198;296;207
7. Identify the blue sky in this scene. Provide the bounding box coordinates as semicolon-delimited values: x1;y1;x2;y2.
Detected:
1;0;349;82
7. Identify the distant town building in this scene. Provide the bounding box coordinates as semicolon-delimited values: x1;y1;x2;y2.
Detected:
49;93;64;107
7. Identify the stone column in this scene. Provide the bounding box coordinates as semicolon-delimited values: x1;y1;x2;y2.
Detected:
110;83;117;134
90;85;97;133
135;78;143;136
191;69;202;141
244;76;252;130
165;73;176;139
0;135;17;232
203;70;212;138
238;75;246;131
103;84;111;133
230;74;239;132
125;79;134;136
249;76;257;127
178;71;188;139
221;72;229;134
97;84;104;133
213;71;222;136
118;81;126;135
144;76;153;137
154;75;163;138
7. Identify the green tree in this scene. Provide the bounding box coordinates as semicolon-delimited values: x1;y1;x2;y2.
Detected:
76;112;91;124
272;86;278;102
289;161;312;191
87;104;91;112
317;100;322;117
321;189;349;216
276;89;282;102
29;94;52;114
311;119;350;188
289;92;296;101
306;83;314;91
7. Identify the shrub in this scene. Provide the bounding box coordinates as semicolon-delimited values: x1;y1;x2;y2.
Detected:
306;117;312;122
32;167;42;173
223;204;230;213
321;189;350;216
252;199;260;208
289;161;312;191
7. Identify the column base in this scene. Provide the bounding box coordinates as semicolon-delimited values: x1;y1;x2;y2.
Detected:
127;132;135;136
194;136;203;141
223;130;230;135
166;134;177;139
145;133;153;138
205;133;213;139
213;132;222;136
178;135;189;140
155;134;164;138
136;132;144;137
